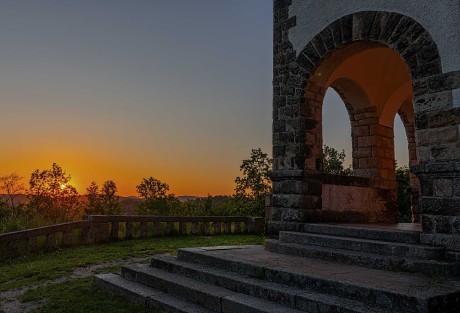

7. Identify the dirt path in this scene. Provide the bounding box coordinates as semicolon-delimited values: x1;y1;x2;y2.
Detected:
0;256;152;313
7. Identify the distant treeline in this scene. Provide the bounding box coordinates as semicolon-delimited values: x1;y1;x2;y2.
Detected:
0;149;271;234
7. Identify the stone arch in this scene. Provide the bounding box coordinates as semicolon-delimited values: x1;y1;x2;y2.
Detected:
296;11;442;85
272;10;450;225
271;1;460;251
294;12;441;178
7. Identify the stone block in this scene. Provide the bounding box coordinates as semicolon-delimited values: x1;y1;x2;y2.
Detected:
312;35;326;57
414;91;452;113
416;126;459;146
339;13;353;43
434;216;452;234
394;21;424;53
358;136;378;148
273;180;307;194
424;107;460;129
359;158;379;168
369;11;391;40
416;146;431;162
420;233;460;252
455;179;460;196
453;217;460;234
319;26;335;51
353;147;372;159
329;19;343;46
352;126;370;137
358;117;378;126
420;197;460;216
433;179;453;197
388;16;414;48
272;207;307;222
353;12;376;41
422;215;435;232
377;12;401;42
453;88;460;107
420;179;434;197
427;70;460;93
416;42;440;66
431;143;460;161
266;221;302;235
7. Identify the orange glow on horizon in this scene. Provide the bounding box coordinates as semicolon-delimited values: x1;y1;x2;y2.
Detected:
0;154;243;198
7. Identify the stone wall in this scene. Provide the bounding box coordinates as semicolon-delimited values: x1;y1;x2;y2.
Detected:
322;174;392;223
271;0;460;250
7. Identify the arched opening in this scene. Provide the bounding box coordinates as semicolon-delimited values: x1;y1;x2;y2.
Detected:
303;43;415;223
322;88;353;172
269;10;451;229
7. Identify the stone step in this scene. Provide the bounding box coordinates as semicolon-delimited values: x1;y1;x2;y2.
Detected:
121;263;304;313
300;223;421;244
177;245;460;313
265;239;459;276
279;231;444;260
94;273;215;313
150;253;393;313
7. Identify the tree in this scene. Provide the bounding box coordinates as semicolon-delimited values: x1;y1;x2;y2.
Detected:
396;166;412;222
85;181;102;215
84;180;121;215
100;180;121;215
322;145;352;175
28;163;81;222
136;177;179;215
136;177;169;199
0;173;25;208
234;148;272;216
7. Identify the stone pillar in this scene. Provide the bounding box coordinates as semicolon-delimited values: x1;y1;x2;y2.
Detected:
412;71;460;251
270;0;323;234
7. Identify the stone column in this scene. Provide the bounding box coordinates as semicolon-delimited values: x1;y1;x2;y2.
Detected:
412;71;460;251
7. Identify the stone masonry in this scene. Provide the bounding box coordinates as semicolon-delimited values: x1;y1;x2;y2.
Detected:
270;0;460;251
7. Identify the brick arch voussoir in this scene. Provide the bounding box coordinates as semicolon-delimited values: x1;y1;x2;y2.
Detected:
295;11;442;89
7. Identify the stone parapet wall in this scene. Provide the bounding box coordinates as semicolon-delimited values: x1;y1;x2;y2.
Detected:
0;215;264;261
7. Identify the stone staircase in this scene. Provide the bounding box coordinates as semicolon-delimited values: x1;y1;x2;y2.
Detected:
95;224;460;313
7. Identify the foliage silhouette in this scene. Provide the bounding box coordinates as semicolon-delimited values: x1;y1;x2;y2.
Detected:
322;145;352;175
234;148;272;217
136;177;180;215
27;163;81;223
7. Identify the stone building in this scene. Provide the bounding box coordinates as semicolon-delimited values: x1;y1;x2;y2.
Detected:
270;0;460;251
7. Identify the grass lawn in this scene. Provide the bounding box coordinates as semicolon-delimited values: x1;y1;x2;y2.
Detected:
0;234;264;313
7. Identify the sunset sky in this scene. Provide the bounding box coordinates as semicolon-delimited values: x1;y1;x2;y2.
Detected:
0;0;408;196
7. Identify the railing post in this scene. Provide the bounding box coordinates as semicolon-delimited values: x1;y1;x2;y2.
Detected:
100;222;110;242
234;222;241;234
224;222;231;234
45;233;56;250
27;237;37;252
254;218;265;234
125;222;133;239
192;222;199;235
215;222;221;235
110;222;119;240
62;230;73;247
153;222;162;236
179;222;187;235
204;222;210;235
9;241;19;258
140;222;148;238
166;222;174;235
